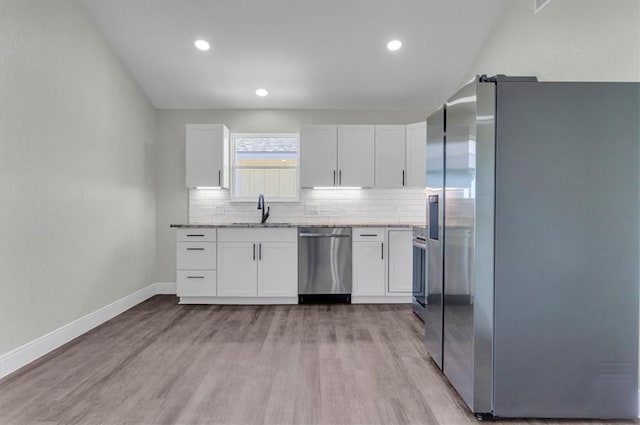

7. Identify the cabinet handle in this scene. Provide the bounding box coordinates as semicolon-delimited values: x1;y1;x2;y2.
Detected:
186;234;204;237
218;170;221;186
187;276;205;279
339;170;342;185
259;243;262;260
381;242;384;260
402;170;405;186
333;170;336;186
360;234;378;237
187;248;204;251
253;243;256;261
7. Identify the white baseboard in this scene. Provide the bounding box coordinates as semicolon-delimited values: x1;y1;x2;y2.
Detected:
0;282;176;379
179;296;297;305
154;282;177;294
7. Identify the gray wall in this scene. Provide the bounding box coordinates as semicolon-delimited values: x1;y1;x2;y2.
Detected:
155;109;427;283
0;0;157;355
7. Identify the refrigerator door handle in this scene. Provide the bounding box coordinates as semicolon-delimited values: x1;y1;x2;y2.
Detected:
428;194;439;240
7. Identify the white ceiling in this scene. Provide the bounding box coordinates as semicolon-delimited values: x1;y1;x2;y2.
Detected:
80;0;509;111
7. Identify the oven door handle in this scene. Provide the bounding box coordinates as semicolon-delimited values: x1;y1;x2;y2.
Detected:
412;239;427;249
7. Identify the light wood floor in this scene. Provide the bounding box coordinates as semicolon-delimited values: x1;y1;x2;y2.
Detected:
0;296;636;425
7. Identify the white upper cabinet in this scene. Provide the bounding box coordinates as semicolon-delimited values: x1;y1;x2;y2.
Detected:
375;125;406;187
405;121;427;187
337;125;375;187
300;125;337;188
185;124;230;188
300;124;374;188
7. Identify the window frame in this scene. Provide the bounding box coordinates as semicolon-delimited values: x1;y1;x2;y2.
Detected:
230;132;301;203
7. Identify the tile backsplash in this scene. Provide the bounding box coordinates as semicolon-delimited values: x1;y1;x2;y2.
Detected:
189;188;426;225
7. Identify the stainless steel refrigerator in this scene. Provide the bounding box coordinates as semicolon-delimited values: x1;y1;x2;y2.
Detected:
425;75;639;419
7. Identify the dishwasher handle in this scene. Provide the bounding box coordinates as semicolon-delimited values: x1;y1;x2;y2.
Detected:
299;233;351;238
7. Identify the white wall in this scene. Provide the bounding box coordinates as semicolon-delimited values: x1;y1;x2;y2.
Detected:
0;0;157;355
464;0;640;83
155;109;427;283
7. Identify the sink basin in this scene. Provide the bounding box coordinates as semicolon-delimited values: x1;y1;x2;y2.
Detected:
230;222;291;227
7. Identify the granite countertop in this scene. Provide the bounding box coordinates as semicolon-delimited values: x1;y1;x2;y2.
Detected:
171;223;421;229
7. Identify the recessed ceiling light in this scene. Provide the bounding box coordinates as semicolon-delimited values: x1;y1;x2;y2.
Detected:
194;39;210;51
255;88;268;97
387;40;402;51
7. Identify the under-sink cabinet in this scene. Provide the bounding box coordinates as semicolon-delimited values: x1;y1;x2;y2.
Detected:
216;228;298;301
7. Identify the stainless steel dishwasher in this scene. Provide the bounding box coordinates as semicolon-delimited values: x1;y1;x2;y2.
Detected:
298;227;352;303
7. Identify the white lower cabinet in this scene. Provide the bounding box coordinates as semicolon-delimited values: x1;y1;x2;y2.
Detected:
353;241;386;295
387;230;413;293
217;242;258;296
217;228;298;299
177;270;217;297
176;226;411;304
257;242;298;297
352;227;413;303
176;230;217;298
352;228;386;296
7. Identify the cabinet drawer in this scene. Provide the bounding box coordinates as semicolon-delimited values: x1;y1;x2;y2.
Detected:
353;227;386;242
176;228;216;242
177;270;217;297
177;242;217;269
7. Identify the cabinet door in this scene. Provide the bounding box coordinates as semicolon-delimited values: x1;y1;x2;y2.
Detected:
375;125;406;187
257;242;298;297
186;124;229;188
352;241;385;295
300;125;337;187
387;230;413;293
337;125;375;187
405;122;427;187
217;241;257;296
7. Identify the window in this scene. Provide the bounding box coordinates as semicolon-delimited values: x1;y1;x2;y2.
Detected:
231;133;299;201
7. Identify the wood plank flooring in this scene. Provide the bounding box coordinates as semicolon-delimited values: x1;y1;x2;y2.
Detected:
0;295;636;425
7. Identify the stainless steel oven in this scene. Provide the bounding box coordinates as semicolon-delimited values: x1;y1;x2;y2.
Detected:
412;226;427;321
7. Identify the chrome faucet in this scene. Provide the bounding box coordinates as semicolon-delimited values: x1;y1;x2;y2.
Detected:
257;193;270;224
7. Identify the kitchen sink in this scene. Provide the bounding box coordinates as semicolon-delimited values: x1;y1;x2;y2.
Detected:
230;222;292;227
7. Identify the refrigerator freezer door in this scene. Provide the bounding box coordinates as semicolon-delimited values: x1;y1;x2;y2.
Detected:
442;79;496;415
443;80;477;410
425;106;445;370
